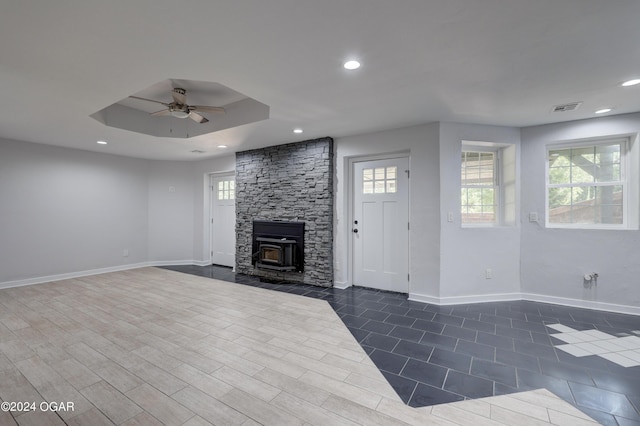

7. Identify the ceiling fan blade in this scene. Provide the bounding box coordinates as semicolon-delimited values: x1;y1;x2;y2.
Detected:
172;88;187;105
150;109;171;116
128;96;170;106
189;111;209;123
191;105;225;114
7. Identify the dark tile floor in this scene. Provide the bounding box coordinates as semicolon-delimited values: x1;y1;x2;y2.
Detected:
160;264;640;426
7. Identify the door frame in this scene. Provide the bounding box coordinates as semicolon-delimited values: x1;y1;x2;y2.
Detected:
208;171;236;269
347;151;411;291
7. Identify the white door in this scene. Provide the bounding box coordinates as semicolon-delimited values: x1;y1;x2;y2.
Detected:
353;157;409;293
210;174;236;267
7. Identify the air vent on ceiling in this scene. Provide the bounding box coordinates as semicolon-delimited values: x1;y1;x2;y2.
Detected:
190;150;206;154
551;102;582;113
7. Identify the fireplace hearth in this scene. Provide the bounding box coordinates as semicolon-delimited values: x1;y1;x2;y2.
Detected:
252;221;304;272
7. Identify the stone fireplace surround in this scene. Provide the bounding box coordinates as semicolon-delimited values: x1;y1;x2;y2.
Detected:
235;137;334;287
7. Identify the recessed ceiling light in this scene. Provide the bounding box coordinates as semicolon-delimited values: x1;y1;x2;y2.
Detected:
97;140;107;145
595;108;612;114
343;60;361;70
622;79;640;87
217;145;228;148
293;128;303;134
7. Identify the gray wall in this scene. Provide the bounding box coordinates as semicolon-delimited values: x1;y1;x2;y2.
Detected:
0;138;236;287
334;122;521;303
520;113;640;307
334;123;441;296
0;138;149;283
3;113;640;312
336;119;640;312
147;161;195;262
438;122;521;301
235;138;334;286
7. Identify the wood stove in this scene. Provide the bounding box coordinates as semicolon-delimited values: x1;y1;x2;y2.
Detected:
252;220;304;272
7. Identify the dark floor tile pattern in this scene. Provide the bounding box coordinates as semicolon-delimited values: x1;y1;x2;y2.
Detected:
161;264;640;423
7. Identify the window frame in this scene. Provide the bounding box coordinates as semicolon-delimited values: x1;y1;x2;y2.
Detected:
461;146;501;227
545;137;629;230
216;179;235;201
362;165;398;195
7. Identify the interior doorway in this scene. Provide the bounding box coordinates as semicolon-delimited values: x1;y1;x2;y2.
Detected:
210;173;236;268
352;156;409;293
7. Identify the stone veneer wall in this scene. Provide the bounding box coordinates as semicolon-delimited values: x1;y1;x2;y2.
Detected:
235;137;334;287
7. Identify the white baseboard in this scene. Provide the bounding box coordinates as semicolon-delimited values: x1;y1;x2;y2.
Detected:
0;262;150;290
4;266;639;316
146;259;210;267
407;293;440;305
409;291;640;316
0;260;205;290
521;292;640;316
333;280;351;290
408;292;521;305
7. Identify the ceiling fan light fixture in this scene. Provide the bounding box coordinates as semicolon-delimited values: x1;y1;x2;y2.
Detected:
170;109;190;119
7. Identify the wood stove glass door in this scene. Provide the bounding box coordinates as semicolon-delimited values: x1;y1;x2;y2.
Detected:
353;157;409;293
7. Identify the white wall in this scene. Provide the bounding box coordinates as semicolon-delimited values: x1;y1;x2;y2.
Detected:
335;122;522;303
0;139;149;284
147;155;237;265
438;122;522;301
147;161;195;262
0;139;235;287
334;123;442;298
521;113;640;308
4;117;639;312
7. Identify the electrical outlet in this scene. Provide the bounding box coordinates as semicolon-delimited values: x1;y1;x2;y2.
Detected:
529;212;538;222
123;249;129;257
485;268;492;279
447;211;454;222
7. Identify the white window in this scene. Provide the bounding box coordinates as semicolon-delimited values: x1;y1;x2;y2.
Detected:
217;179;235;200
461;151;498;224
362;166;397;194
546;138;627;228
460;141;517;227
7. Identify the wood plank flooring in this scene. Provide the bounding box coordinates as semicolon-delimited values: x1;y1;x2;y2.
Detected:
0;268;597;425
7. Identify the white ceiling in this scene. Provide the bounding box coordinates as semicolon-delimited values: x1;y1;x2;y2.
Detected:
2;1;640;160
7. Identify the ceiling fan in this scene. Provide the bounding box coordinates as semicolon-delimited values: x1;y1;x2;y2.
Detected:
129;88;225;123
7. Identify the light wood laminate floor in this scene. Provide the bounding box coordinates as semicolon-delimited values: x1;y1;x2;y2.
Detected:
0;268;597;425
